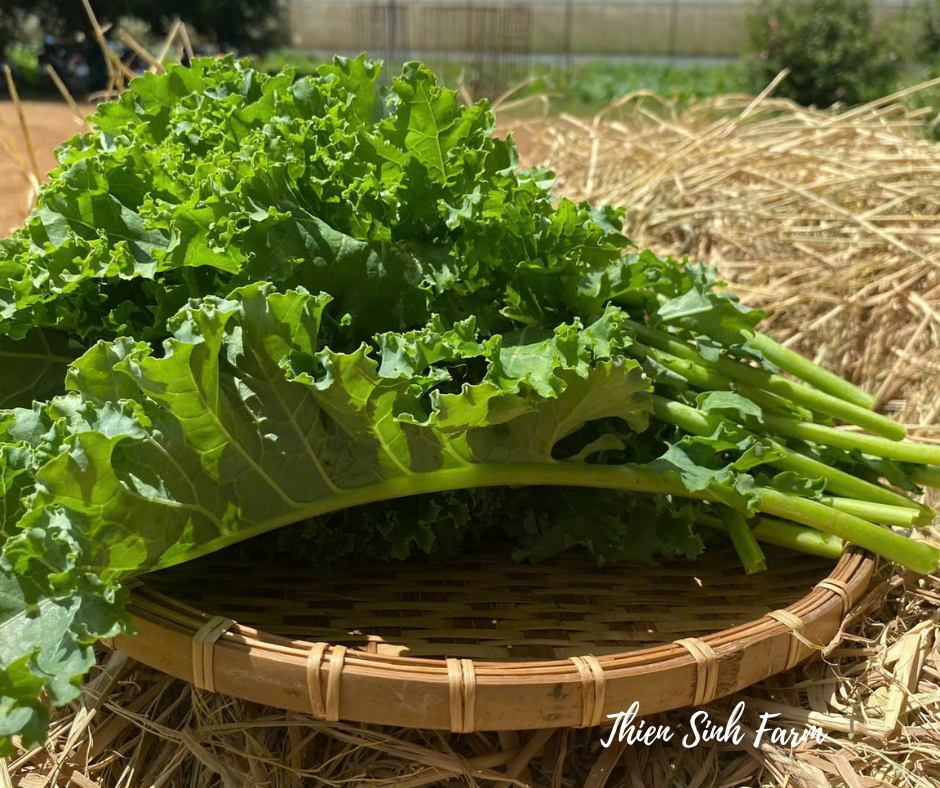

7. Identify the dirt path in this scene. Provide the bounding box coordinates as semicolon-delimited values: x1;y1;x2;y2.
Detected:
0;100;91;235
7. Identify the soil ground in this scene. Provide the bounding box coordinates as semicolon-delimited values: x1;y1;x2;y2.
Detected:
0;100;90;235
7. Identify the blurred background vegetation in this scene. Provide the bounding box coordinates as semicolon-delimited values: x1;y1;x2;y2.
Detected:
0;0;938;137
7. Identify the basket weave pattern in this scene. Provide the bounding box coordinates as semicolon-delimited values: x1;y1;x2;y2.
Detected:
111;545;875;731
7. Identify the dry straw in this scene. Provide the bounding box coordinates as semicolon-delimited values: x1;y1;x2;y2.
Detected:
42;64;91;132
1;64;40;213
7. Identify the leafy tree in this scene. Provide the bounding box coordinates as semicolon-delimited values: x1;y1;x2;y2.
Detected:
907;0;940;63
744;0;899;107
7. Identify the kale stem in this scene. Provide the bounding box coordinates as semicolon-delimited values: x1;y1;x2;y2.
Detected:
754;488;939;573
820;497;922;528
650;395;933;521
646;299;873;409
623;319;901;438
629;343;811;419
758;413;940;465
769;447;934;524
146;457;937;576
739;331;875;410
718;506;766;574
908;465;940;487
694;511;844;560
146;461;713;573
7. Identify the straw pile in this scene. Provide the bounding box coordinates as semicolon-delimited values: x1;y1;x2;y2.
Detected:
6;81;940;787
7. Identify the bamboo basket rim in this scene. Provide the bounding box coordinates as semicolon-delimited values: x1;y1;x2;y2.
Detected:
109;546;877;731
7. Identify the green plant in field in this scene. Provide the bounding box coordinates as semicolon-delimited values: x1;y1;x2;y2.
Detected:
252;48;324;78
552;60;748;108
0;0;282;52
905;0;940;63
5;42;40;87
897;63;940;139
744;0;899;107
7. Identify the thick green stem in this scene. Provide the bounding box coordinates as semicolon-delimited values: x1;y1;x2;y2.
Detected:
646;294;874;408
908;465;940;487
758;413;940;466
651;395;932;521
718;506;766;573
631;344;810;419
770;448;933;524
694;511;844;560
755;488;939;573
737;331;875;410
820;497;921;528
624;319;901;439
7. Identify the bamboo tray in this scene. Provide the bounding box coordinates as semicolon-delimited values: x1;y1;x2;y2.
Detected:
107;544;876;731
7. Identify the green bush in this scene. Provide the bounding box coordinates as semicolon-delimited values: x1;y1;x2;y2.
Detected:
898;63;940;139
908;0;940;63
744;0;899;107
5;42;40;88
880;0;940;68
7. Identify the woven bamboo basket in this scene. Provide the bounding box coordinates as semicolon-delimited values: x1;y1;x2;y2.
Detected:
105;543;876;732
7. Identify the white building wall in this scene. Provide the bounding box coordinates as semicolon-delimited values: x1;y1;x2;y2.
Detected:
283;1;907;59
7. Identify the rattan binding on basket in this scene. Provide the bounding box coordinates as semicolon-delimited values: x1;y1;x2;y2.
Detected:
306;643;348;721
447;658;477;732
569;655;606;727
192;616;235;692
109;545;876;731
674;638;719;706
766;609;819;671
816;578;852;617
